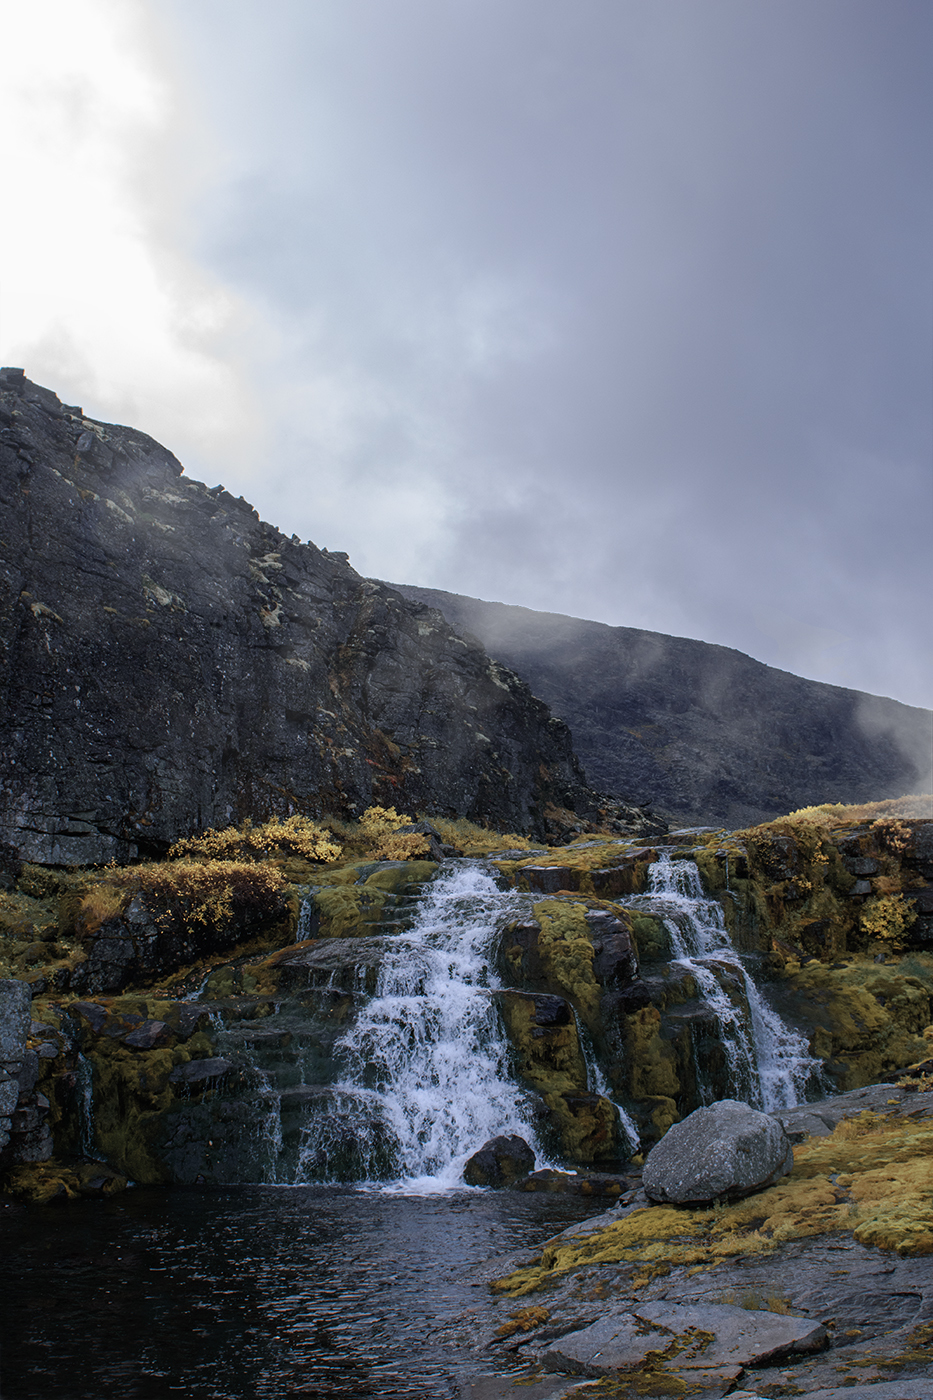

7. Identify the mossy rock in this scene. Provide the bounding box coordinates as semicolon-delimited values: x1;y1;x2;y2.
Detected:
497;990;588;1098
492;1109;933;1298
0;1160;128;1204
309;860;436;938
629;912;672;962
772;953;933;1090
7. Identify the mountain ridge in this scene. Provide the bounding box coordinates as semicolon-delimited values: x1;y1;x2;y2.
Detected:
389;584;932;827
0;369;655;864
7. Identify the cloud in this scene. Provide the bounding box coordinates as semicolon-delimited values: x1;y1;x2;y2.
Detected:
2;0;930;711
0;0;259;467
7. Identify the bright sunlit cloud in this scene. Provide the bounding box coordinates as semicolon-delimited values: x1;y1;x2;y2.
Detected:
0;0;257;464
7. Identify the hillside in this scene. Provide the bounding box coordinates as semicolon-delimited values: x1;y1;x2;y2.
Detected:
0;370;654;865
391;586;932;827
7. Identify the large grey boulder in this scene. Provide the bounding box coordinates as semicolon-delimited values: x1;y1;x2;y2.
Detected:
643;1098;793;1204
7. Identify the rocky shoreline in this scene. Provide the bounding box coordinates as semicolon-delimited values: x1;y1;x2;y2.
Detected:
458;1082;933;1399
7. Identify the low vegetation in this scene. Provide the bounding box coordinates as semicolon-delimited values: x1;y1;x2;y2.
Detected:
493;1109;933;1298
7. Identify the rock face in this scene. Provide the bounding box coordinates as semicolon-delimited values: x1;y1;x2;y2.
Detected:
392;585;933;827
463;1134;535;1186
0;371;657;865
0;978;31;1152
642;1098;794;1204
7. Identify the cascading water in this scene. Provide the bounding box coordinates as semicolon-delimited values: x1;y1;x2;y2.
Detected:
628;852;821;1110
295;862;541;1189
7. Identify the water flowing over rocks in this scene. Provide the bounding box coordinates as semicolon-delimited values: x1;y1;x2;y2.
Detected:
642;1098;794;1204
0;370;657;866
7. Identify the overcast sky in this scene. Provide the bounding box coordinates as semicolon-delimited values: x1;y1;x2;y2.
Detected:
2;0;931;710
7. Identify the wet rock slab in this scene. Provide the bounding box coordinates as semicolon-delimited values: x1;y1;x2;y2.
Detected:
527;1299;826;1381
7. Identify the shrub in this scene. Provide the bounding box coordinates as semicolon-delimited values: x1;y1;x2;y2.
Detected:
783;795;931;826
860;894;918;949
358;807;429;861
75;860;289;936
169;815;342;865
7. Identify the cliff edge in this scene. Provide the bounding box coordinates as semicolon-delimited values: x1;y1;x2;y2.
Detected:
0;370;652;864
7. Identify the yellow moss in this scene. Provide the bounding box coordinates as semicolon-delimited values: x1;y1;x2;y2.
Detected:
860;894;918;949
492;1112;933;1296
531;900;601;1025
781;954;933;1086
626;1006;681;1101
494;1305;550;1339
498;992;588;1096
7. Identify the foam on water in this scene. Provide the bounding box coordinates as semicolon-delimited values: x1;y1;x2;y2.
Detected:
297;862;541;1189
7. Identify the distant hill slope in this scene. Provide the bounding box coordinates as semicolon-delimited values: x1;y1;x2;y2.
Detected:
0;370;655;865
390;586;932;828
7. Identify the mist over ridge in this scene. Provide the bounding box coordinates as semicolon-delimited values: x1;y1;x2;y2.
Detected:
391;585;932;828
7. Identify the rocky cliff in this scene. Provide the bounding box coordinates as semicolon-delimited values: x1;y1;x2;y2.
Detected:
0;370;653;865
392;587;932;828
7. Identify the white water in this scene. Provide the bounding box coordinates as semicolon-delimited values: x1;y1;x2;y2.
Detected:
298;863;542;1190
630;853;819;1110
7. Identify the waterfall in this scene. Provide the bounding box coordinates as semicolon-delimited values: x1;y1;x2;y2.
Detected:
75;1051;103;1160
628;853;820;1110
295;862;538;1189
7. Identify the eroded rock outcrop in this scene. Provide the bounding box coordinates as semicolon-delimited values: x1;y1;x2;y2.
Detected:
0;370;656;865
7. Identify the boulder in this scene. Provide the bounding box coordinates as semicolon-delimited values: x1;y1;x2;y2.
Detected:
643;1098;793;1204
463;1134;535;1187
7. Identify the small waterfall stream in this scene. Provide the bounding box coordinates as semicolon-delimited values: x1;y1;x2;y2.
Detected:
627;852;821;1110
296;863;538;1188
185;852;821;1189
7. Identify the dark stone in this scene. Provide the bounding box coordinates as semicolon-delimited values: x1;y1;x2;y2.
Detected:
843;856;880;876
123;1020;171;1050
463;1134;536;1187
0;374;657;865
0;842;22;891
585;910;638;984
520;866;578;894
601;981;652;1014
527;994;572;1027
518;1168;634;1196
168;1057;235;1088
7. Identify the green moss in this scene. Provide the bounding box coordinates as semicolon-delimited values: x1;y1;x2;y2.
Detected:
498;991;588;1096
779;954;933;1088
531;900;601;1025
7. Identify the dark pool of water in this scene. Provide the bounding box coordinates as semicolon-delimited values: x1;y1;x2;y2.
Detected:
0;1185;597;1398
